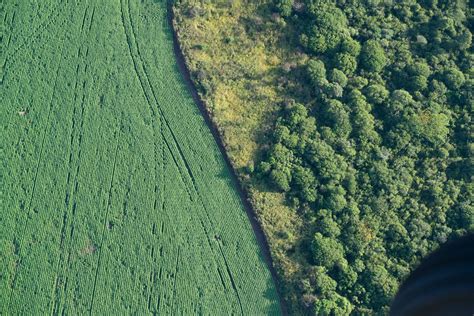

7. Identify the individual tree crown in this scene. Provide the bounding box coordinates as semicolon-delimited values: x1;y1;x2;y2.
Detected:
360;40;387;73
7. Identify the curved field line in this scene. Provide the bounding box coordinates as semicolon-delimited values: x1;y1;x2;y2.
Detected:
50;6;96;313
120;0;196;201
57;92;87;315
125;2;247;311
120;1;247;312
88;139;120;315
146;104;163;314
217;242;244;315
49;5;93;313
126;1;208;220
170;246;180;313
126;0;209;211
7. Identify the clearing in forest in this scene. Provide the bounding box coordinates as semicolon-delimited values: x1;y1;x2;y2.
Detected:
0;0;280;314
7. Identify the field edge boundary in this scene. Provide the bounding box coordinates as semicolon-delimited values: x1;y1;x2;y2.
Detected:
167;1;288;314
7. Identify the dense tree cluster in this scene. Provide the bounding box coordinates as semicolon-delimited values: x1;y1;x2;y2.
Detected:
263;0;473;313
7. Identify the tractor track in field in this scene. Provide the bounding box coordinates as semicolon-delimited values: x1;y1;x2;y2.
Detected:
121;0;210;247
124;0;200;199
54;6;96;312
170;246;180;313
167;2;288;314
89;137;120;315
217;241;244;316
50;6;94;313
126;0;227;262
124;1;278;313
121;0;194;205
147;113;163;314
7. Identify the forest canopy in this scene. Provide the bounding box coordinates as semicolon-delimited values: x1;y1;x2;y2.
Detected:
173;0;473;314
258;0;473;313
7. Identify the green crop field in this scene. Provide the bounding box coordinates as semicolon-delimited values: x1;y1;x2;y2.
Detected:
0;0;280;314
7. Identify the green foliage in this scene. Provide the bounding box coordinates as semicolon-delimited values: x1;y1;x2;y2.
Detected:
317;210;341;237
360;40;387;73
340;38;361;57
364;263;399;308
365;84;389;104
312;233;346;268
323;99;351;137
311;266;337;295
415;111;450;144
408;61;431;77
329;69;348;87
304;4;349;54
307;59;327;87
293;166;317;202
408;75;429;91
443;68;465;89
271;169;292;191
405;61;431;91
267;143;294;190
313;292;353;316
334;53;358;75
275;0;293;17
